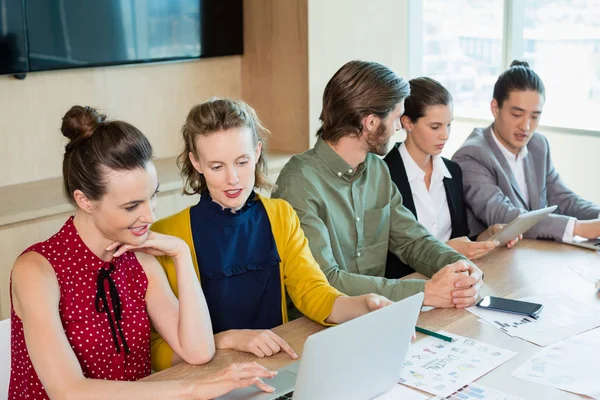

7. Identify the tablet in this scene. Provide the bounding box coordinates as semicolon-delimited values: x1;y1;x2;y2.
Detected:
488;205;558;246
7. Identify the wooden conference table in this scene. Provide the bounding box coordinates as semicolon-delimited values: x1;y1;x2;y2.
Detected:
143;240;600;399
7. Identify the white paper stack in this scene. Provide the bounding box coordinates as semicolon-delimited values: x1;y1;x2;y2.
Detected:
467;292;600;346
511;327;600;398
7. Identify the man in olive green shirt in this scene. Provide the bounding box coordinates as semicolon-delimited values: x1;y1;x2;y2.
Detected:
272;60;483;308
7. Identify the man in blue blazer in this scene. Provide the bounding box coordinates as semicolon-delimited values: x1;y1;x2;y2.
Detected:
453;60;600;243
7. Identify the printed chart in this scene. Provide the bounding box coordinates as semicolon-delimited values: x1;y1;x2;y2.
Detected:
467;293;600;346
511;327;600;398
399;332;516;397
432;382;525;400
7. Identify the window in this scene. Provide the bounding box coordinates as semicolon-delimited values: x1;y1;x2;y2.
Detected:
523;0;600;131
422;0;503;118
418;0;600;131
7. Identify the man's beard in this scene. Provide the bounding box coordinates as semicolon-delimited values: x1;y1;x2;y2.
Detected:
365;123;390;156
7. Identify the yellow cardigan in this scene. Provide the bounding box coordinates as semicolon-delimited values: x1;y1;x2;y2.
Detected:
149;195;343;371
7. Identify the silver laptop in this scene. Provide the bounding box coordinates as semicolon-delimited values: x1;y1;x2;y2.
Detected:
217;292;424;400
565;236;600;251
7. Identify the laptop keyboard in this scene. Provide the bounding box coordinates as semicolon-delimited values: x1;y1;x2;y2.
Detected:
274;391;294;400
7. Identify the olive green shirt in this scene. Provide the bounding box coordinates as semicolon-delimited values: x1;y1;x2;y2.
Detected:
272;138;467;301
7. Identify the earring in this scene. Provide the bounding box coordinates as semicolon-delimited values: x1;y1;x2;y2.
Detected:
407;130;412;134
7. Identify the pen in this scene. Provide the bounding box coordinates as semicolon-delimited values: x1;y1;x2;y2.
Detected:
415;326;453;342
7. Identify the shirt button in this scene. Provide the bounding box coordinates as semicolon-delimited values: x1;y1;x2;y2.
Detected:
356;217;360;222
357;252;361;257
348;168;353;174
337;172;342;177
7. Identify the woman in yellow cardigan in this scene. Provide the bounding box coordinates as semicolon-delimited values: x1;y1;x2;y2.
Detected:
150;98;393;371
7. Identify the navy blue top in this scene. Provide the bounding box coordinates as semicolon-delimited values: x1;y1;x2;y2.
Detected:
189;191;282;334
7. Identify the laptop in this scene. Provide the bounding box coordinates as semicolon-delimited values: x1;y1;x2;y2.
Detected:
216;292;424;400
488;205;558;246
564;236;600;251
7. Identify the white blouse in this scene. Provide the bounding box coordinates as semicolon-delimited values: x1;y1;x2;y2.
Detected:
398;143;453;242
490;127;530;206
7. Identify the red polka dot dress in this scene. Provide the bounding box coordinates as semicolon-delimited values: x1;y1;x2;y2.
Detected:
9;217;151;399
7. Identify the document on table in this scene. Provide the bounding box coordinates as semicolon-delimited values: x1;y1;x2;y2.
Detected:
567;262;600;288
399;332;516;397
467;292;600;346
511;327;600;398
372;384;429;400
431;382;525;400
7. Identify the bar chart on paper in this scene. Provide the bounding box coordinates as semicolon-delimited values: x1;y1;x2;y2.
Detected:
470;309;537;336
433;382;525;400
493;317;533;333
467;293;600;346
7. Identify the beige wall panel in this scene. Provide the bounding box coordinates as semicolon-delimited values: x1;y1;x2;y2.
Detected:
242;0;309;153
0;57;242;186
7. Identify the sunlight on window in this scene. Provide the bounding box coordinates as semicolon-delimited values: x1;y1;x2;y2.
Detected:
422;0;504;119
523;0;600;131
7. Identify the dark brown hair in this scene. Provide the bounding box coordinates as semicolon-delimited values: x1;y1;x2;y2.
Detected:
493;60;545;107
61;105;153;205
317;60;410;142
403;77;453;123
179;98;273;195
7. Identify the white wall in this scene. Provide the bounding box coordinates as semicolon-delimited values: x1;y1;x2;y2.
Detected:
308;0;411;146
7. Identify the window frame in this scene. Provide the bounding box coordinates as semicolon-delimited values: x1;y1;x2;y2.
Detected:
410;0;600;136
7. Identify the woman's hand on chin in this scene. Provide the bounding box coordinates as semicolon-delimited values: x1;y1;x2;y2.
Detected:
107;232;189;258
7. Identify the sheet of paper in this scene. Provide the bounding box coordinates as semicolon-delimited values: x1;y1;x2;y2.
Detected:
431;382;525;400
476;318;600;347
399;332;516;397
513;320;599;347
568;262;600;286
372;384;429;400
511;327;600;398
467;293;600;346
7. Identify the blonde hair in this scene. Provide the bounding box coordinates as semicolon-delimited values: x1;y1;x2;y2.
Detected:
178;98;274;195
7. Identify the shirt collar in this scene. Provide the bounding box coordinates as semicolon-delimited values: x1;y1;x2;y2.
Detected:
491;126;528;162
194;191;259;226
398;142;452;183
63;216;119;271
314;137;364;181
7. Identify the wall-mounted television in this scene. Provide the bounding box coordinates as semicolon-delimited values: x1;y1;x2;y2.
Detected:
0;0;243;77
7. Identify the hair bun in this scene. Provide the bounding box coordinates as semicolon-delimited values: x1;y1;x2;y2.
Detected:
510;60;530;68
61;105;107;143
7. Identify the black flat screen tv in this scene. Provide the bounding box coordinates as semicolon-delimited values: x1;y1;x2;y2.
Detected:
0;0;243;77
0;0;28;74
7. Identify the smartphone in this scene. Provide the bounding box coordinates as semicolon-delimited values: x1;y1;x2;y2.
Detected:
476;296;543;319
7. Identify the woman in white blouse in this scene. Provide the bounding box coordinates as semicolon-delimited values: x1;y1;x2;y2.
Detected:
383;77;519;278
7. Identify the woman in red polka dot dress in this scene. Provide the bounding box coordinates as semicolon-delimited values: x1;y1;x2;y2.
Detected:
8;106;278;399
